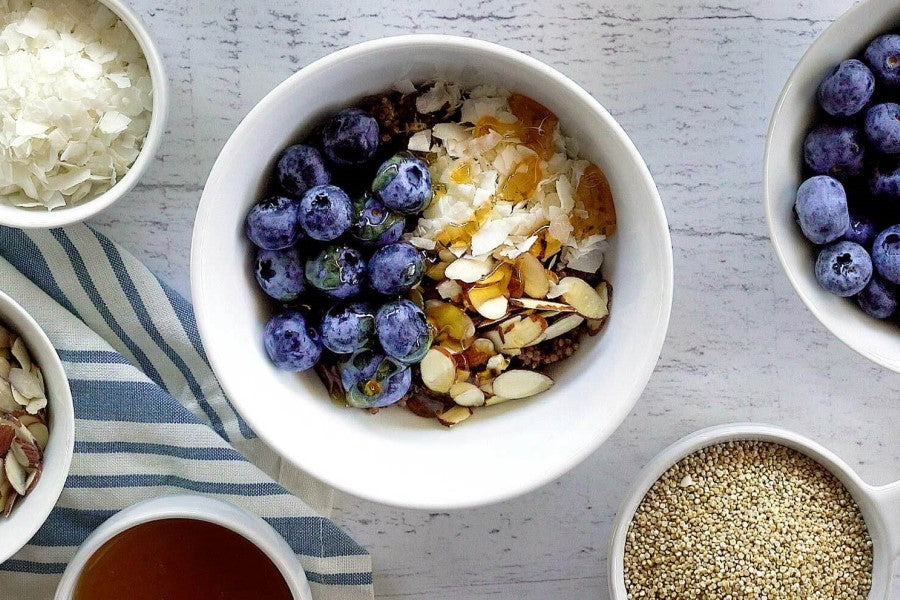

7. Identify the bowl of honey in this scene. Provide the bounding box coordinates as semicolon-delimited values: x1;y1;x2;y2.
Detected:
53;494;312;600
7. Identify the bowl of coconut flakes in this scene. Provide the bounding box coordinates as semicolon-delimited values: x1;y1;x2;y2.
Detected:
0;0;167;228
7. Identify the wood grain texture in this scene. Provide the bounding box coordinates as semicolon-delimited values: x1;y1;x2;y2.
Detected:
96;0;900;597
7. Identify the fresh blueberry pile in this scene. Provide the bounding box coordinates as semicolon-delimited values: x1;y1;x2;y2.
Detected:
796;33;900;320
245;107;437;409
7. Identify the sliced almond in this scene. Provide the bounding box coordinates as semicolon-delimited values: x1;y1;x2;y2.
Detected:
31;366;45;395
436;279;464;302
421;347;457;394
528;314;585;346
436;405;473;427
449;382;485;407
0;326;10;349
25;396;47;416
11;438;40;469
499;314;547;349
11;386;29;407
0;356;10;379
16;414;42;427
462;338;496;369
11;418;35;446
11;338;31;371
472;294;509;320
0;379;18;413
492;370;554;400
2;482;16;517
24;465;41;494
8;368;42;399
425;301;476;350
485;354;510;374
0;422;14;455
558;277;609;320
586;281;612;335
4;451;27;495
484;395;513;407
27;423;49;451
517;253;550;299
444;257;494;283
509;297;576;313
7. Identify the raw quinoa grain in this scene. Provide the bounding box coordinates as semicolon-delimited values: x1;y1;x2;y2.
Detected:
624;441;873;600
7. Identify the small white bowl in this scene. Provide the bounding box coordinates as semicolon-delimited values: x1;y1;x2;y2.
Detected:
0;290;75;564
192;35;673;509
608;423;900;600
54;494;313;600
765;0;900;372
0;0;169;229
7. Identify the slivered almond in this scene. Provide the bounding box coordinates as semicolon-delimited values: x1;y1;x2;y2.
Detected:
492;370;554;399
421;347;457;393
517;253;550;299
558;277;609;320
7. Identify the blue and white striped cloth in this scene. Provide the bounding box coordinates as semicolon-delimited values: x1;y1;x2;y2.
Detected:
0;224;373;600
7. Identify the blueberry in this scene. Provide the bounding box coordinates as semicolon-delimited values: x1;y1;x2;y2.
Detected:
372;152;434;214
814;240;873;297
320;302;375;354
844;212;878;247
305;244;367;299
375;299;433;364
254;247;305;302
337;348;412;408
351;195;406;247
869;157;900;198
794;176;849;244
322;108;379;167
856;276;898;319
276;144;330;196
804;123;866;178
245;196;301;250
817;59;875;117
865;34;900;88
298;185;353;241
368;242;425;295
872;225;900;284
865;103;900;154
263;311;323;371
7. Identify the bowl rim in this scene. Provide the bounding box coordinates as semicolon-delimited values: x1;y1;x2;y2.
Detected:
0;0;170;229
191;33;674;509
0;289;75;564
763;0;900;373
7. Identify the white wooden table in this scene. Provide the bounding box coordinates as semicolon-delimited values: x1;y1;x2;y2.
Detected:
97;1;900;597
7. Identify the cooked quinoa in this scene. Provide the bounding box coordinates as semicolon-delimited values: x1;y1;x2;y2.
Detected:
624;441;873;599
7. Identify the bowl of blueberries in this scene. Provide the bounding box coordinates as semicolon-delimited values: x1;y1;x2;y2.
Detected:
765;0;900;372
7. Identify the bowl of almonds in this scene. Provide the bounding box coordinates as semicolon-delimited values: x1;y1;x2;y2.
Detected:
0;290;74;564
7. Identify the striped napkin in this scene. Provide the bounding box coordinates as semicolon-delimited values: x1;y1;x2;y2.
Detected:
0;224;373;600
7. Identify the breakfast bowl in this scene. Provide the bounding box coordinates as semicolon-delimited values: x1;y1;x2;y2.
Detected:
0;289;75;564
608;423;900;600
191;34;673;509
765;0;900;372
0;0;169;229
54;494;313;600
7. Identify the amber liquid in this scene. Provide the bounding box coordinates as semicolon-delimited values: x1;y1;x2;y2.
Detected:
72;518;294;600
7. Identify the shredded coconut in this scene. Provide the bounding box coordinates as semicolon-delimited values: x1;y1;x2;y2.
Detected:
0;0;153;210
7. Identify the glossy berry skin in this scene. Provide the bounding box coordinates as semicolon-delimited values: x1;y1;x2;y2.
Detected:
254;247;305;302
865;103;900;154
804;123;866;178
856;277;898;319
814;240;873;297
298;185;353;241
337;349;412;409
263;311;323;371
246;196;302;250
305;245;367;299
794;176;849;244
865;34;900;88
844;212;878;248
368;242;425;295
322;108;379;167
351;195;406;247
276;144;330;196
372;152;434;214
870;157;900;198
375;300;433;364
320;302;375;354
817;59;875;117
872;225;900;284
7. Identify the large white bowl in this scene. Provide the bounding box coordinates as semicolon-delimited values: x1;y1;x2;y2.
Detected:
192;35;673;509
0;0;168;229
765;0;900;372
0;290;75;564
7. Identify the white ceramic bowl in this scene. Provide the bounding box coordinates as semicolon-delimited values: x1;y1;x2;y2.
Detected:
765;0;900;372
192;34;673;509
608;423;900;600
0;290;75;564
54;494;312;600
0;0;169;229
